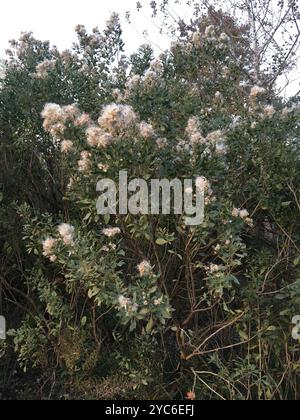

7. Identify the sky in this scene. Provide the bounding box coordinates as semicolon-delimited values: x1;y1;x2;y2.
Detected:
0;0;298;96
0;0;172;56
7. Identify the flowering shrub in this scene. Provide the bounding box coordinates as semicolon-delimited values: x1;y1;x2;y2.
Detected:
1;6;300;400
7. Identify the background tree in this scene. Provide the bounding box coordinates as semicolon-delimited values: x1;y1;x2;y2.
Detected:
133;0;300;95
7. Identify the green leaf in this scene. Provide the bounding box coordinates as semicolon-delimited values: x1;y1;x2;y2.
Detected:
103;214;110;225
156;238;168;246
281;201;292;207
83;212;91;221
148;286;158;294
139;308;150;316
293;257;300;266
267;326;277;332
129;321;137;332
168;250;183;260
238;330;249;341
88;287;100;299
146;317;154;333
280;309;290;316
81;316;87;327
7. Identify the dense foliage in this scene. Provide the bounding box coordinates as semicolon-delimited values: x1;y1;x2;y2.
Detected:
0;4;300;400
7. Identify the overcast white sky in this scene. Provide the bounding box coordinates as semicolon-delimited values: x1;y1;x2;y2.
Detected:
0;0;298;96
0;0;173;56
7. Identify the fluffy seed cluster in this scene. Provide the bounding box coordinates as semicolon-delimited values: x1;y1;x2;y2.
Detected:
205;25;216;38
156;137;168;149
41;103;66;136
176;139;194;155
102;227;121;238
78;151;92;173
61;140;74;154
205;264;224;276
118;295;139;315
143;60;164;88
112;88;124;103
232;208;254;227
196;176;215;205
118;295;132;310
206;130;227;155
75;24;86;37
97;163;109;172
154;296;163;306
42;237;57;261
41;103;80;137
281;103;300;117
263;105;276;119
214;91;223;103
36;59;56;79
60;49;73;64
139;122;156;139
66;177;74;191
137;260;152;278
63;105;80;120
213;244;221;254
101;243;117;253
192;31;202;48
186;117;206;146
185;117;227;155
86;126;113;148
126;60;164;92
58;223;75;245
126;74;141;90
78;64;90;76
250;85;266;99
75;113;92;128
195;176;210;192
191;26;230;49
222;66;230;79
98;104;137;135
282;107;291;118
219;32;230;43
